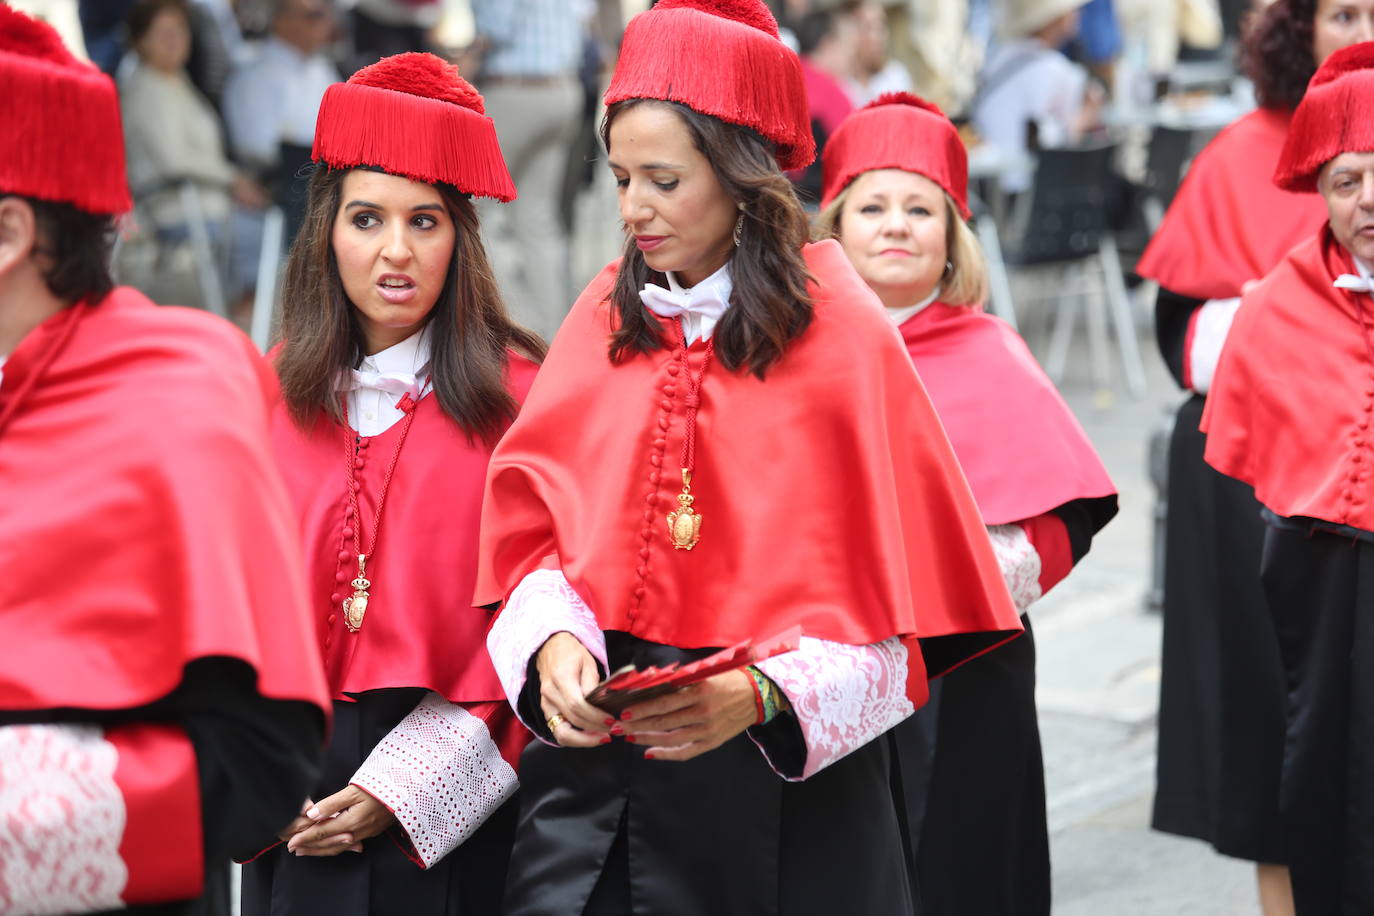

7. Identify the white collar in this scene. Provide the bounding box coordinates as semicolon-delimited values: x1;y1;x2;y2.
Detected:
665;261;734;301
885;286;942;327
1334;256;1374;295
639;261;735;344
362;324;431;376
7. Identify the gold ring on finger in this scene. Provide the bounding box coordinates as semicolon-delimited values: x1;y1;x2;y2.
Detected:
547;713;567;732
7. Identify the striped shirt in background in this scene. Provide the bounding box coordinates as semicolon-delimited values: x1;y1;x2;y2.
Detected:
472;0;590;78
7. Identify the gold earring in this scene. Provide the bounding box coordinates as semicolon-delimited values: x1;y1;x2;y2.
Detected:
733;212;744;247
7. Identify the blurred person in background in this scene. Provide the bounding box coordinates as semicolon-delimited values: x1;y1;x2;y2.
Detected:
847;1;913;104
793;4;859;203
886;0;982;117
817;92;1118;916
349;0;438;65
79;0;139;73
1142;2;1374;913
972;0;1104;193
1203;41;1374;914
223;0;340;241
1115;0;1223;90
471;0;588;339
120;0;269;309
0;9;329;913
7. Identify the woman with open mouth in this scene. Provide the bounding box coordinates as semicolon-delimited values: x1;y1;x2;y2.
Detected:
240;52;544;916
473;2;1024;913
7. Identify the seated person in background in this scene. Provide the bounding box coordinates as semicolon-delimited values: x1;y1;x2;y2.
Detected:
792;4;860;204
120;0;267;307
223;0;339;241
972;0;1104;193
848;0;913;105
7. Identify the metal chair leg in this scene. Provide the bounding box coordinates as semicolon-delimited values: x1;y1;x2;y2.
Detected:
1099;235;1148;397
179;183;227;317
1046;275;1080;384
976;214;1018;329
250;206;285;352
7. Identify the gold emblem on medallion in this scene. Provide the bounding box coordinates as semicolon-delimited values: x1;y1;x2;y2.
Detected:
666;469;702;550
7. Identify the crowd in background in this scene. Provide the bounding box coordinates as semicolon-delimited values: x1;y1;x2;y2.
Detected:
7;0;1252;336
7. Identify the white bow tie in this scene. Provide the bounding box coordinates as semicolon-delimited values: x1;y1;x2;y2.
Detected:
337;368;424;399
639;281;730;341
1335;274;1374;294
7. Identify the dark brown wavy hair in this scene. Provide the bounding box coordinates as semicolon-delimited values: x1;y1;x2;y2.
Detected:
601;99;813;379
274;166;545;442
1239;0;1317;111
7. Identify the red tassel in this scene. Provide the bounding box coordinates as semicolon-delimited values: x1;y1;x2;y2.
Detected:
312;81;516;201
1275;41;1374;192
605;5;813;171
0;11;130;215
820;92;970;217
653;0;780;37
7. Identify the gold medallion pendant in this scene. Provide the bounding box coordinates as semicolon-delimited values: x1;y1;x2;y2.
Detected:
342;554;371;632
666;469;702;550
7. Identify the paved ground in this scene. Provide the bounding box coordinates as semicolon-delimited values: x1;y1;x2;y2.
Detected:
1019;297;1262;915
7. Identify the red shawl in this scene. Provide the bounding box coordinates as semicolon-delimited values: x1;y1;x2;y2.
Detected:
898;303;1117;529
270;356;539;702
1137;107;1329;300
476;240;1020;652
1203;225;1374;531
0;288;329;715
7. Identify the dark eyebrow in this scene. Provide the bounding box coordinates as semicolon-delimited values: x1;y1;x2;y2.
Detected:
606;160;685;172
344;200;447;212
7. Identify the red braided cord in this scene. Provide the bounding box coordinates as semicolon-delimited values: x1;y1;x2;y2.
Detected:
341;393;418;562
677;323;715;475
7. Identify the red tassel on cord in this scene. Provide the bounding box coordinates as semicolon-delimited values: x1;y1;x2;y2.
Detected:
311;52;515;201
819;91;970;218
1275;41;1374;192
605;2;814;171
0;7;131;215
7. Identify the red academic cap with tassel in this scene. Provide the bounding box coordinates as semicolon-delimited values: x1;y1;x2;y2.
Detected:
0;6;131;215
1275;40;1374;192
604;0;814;171
820;92;971;219
313;52;516;201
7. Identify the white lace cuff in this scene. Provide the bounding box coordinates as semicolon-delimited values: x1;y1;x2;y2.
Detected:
754;636;916;781
486;568;608;742
0;724;127;915
351;694;517;870
988;523;1043;613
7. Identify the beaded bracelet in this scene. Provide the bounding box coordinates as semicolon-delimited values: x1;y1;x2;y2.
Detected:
745;665;783;724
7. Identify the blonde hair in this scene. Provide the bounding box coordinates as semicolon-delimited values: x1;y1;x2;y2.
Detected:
815;181;989;308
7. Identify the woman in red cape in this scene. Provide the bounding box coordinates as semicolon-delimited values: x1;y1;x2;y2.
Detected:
816;92;1117;915
239;54;544;915
473;2;1021;914
1137;3;1370;905
0;9;330;914
1203;41;1374;913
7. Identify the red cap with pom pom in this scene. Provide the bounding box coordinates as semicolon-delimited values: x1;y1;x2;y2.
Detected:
604;0;814;171
819;92;970;219
0;6;130;215
1275;41;1374;192
312;52;515;200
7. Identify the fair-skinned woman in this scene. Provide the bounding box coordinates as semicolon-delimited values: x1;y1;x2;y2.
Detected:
1204;43;1374;914
817;93;1117;916
474;3;1023;913
1140;4;1373;912
240;53;544;915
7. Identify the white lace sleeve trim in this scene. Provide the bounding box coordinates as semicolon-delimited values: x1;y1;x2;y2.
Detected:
0;724;128;915
988;523;1043;613
486;568;608;742
754;636;916;781
351;694;517;870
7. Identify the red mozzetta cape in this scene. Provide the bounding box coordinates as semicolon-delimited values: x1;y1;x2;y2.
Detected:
1203;225;1374;532
898;303;1117;529
271;355;539;702
1137;107;1329;300
476;240;1021;654
0;288;329;715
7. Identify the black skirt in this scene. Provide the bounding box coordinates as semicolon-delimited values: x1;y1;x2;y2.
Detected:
1151;395;1288;863
505;633;915;916
890;613;1048;916
1261;520;1374;914
240;689;516;916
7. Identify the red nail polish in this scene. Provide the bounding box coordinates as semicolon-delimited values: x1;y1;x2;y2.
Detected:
604;717;616;726
625;734;636;742
644;752;655;760
610;724;624;736
601;735;612;745
621;710;633;720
